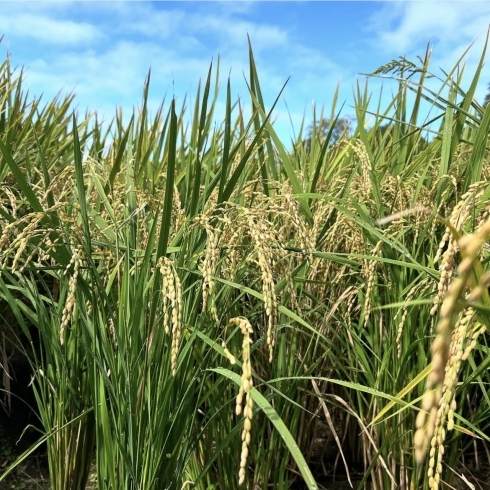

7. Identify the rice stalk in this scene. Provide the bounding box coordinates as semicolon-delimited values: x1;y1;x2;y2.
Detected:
415;219;490;489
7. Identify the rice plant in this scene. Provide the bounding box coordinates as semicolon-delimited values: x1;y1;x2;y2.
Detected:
0;35;489;490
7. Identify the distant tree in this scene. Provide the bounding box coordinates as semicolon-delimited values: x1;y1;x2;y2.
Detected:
304;117;353;152
378;123;393;139
484;83;490;107
371;123;393;146
372;123;429;152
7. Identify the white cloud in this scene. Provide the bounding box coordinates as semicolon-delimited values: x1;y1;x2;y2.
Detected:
364;1;490;108
370;1;490;54
0;4;102;46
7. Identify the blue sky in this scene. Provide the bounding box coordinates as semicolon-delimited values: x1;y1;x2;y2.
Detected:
1;1;489;145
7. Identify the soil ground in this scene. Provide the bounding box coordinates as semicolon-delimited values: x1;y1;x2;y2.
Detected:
1;414;489;490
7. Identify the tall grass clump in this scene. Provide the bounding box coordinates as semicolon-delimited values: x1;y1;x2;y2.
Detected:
0;34;489;490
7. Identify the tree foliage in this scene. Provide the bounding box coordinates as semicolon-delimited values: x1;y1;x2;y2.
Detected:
304;116;352;152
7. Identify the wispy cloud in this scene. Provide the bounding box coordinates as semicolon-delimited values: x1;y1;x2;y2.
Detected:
5;15;100;45
0;2;102;46
365;1;490;109
370;1;490;53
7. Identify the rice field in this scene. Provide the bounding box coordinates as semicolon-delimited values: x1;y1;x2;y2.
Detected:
0;38;489;490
